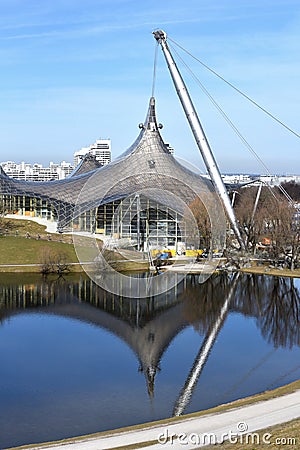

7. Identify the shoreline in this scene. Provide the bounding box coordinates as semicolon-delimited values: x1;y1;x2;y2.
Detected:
9;380;300;449
0;263;299;278
1;221;299;277
240;265;300;278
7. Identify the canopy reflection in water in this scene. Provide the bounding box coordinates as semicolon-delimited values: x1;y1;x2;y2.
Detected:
0;273;299;448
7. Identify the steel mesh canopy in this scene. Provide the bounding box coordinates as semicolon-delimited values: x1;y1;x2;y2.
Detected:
0;97;226;245
0;165;7;177
69;154;103;178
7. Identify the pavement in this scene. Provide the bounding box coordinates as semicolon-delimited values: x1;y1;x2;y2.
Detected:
13;389;300;450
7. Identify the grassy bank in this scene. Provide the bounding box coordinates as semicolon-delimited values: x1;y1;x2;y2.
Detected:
1;218;299;277
240;264;300;278
0;236;77;265
0;235;149;273
0;218;151;272
205;418;300;449
2;217;63;238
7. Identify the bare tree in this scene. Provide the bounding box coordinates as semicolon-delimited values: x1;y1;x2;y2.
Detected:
234;187;258;250
281;181;300;201
0;196;5;235
187;196;211;250
233;186;274;251
39;247;70;274
259;198;300;269
233;186;299;268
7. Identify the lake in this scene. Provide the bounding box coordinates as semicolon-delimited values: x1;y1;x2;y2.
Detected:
0;272;299;448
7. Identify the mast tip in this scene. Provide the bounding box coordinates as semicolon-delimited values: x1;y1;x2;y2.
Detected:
153;29;167;42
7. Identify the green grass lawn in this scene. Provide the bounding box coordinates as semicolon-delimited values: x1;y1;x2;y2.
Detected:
0;225;145;272
2;217;48;236
0;236;78;265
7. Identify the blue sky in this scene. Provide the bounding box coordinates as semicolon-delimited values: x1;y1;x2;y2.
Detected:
0;0;299;174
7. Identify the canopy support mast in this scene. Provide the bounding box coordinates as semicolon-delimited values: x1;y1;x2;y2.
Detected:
153;30;245;250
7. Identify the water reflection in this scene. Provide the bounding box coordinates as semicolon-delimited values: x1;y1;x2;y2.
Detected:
1;273;299;376
0;273;189;400
181;274;300;350
0;272;299;445
173;272;240;416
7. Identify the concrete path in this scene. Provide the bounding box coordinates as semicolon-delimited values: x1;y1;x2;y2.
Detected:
15;389;300;450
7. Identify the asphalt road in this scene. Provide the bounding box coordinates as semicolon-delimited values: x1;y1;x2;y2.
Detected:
13;389;300;450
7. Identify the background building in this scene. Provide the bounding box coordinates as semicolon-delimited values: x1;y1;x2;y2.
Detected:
0;160;74;181
222;174;300;186
73;138;111;167
0;138;111;182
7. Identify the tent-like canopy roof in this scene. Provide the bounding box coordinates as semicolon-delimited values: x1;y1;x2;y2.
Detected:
0;97;223;233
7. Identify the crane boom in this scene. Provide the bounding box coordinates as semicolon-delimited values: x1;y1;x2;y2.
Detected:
153;30;245;250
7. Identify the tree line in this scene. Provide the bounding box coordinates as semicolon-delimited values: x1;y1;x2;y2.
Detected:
188;182;300;270
233;182;300;269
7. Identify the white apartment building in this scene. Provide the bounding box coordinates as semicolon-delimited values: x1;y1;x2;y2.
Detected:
73;138;111;167
221;174;300;187
249;175;300;186
222;174;254;185
1;160;74;181
1;138;111;182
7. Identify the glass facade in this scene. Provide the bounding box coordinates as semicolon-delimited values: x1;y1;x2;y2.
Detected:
95;195;184;249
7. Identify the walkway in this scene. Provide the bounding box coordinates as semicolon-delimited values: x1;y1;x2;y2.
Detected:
14;389;300;450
